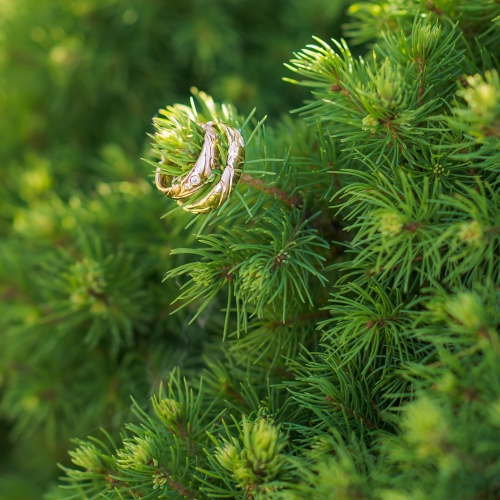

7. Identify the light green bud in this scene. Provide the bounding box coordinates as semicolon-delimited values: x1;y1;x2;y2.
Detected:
379;212;404;238
362;114;380;132
216;443;239;471
131;438;153;464
434;372;456;394
117;436;155;468
242;419;286;474
90;300;107;315
233;464;256;486
403;397;447;459
464;75;498;113
152;470;167;489
70;291;87;308
68;259;108;313
445;292;484;331
433;164;445;176
69;443;103;472
457;219;483;246
152;396;183;428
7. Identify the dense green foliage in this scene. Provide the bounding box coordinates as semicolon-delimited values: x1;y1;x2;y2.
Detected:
2;0;500;499
0;1;347;498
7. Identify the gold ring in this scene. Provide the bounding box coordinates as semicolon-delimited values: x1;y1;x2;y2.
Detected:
155;122;218;200
182;124;244;214
155;122;244;214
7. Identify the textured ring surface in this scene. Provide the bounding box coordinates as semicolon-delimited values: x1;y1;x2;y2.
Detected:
182;124;244;214
155;121;245;214
155;122;218;200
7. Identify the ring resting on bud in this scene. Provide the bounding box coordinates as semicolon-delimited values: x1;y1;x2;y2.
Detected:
155;122;245;214
155;122;219;200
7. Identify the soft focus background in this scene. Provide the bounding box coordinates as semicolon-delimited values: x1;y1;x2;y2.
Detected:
0;0;349;498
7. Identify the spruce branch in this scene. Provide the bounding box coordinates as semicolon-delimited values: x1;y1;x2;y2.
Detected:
240;173;302;208
49;3;500;500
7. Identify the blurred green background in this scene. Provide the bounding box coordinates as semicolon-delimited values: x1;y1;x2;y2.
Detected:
0;0;348;497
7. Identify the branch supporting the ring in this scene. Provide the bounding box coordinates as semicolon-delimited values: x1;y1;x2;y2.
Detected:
240;173;303;208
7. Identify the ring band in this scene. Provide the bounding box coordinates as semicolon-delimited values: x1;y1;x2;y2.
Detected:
182;124;244;214
155;122;218;200
155;122;244;214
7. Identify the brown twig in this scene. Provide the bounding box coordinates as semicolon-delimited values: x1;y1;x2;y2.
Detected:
366;255;424;276
417;55;425;104
223;382;249;407
159;466;195;500
240;173;302;208
326;395;378;430
269;311;330;331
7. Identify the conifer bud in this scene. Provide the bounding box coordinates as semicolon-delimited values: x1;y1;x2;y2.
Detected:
244;419;280;467
152;106;206;176
433;164;445;176
214;418;287;488
69;442;105;472
153;397;183;425
403;397;448;459
240;419;286;481
117;436;156;468
374;61;406;111
434;372;456;394
464;75;497;113
131;439;153;465
69;259;108;314
362;114;379;132
457;220;483;246
455;70;500;138
152;469;168;489
445;292;484;331
216;443;239;471
379;212;404;238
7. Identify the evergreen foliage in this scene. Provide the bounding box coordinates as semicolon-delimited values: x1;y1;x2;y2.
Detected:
0;1;347;498
2;0;500;499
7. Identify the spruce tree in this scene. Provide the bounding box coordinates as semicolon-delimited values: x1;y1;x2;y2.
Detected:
2;0;500;499
0;1;347;498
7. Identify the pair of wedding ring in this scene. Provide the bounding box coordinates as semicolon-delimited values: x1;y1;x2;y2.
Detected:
155;122;244;214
